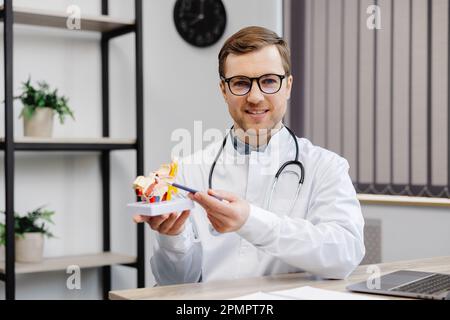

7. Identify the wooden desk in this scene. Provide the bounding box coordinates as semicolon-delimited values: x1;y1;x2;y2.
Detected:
109;256;450;300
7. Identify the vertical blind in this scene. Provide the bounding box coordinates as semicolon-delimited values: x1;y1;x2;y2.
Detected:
290;0;450;198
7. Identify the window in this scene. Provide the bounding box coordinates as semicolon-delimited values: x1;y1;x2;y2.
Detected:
289;0;449;198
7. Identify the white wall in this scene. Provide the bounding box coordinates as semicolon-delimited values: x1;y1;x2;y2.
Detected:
0;0;282;299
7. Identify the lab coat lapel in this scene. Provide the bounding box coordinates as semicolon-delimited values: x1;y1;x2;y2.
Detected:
211;133;248;199
247;127;295;208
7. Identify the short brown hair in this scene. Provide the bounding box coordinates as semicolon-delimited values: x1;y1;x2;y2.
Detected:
218;26;291;77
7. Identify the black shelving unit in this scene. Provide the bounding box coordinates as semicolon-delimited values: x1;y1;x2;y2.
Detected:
0;0;145;300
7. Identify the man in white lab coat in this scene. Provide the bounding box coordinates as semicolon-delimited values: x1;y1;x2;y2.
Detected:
135;26;365;285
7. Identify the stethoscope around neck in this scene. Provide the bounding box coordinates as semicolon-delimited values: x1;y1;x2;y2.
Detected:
208;125;305;219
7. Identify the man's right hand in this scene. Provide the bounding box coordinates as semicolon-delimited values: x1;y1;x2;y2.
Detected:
133;210;191;236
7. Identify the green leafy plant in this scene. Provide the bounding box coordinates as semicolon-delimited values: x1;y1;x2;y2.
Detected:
14;77;75;124
0;223;5;247
0;206;56;241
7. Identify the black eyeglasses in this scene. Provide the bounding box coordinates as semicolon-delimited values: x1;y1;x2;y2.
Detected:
220;74;286;96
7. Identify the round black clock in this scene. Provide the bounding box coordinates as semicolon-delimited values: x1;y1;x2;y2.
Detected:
173;0;227;47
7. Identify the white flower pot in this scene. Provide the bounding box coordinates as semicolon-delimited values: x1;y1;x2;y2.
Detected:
15;232;44;263
0;245;4;262
23;107;54;138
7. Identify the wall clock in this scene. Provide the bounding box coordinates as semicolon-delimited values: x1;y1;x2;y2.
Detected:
173;0;227;47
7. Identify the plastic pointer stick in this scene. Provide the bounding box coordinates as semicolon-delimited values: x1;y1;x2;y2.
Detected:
171;182;224;202
155;177;224;201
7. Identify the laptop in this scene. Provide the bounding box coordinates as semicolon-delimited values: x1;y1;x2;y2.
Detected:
346;270;450;300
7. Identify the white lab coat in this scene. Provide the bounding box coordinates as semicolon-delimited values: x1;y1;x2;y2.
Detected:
150;126;365;285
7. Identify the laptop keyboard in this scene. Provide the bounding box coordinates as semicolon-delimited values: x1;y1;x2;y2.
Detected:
391;274;450;294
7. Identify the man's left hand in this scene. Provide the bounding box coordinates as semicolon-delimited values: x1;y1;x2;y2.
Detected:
188;189;250;233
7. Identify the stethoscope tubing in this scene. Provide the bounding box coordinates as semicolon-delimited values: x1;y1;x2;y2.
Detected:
206;125;305;235
208;125;305;191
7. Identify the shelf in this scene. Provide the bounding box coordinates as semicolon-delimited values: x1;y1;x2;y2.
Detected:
0;137;137;151
0;252;136;275
1;0;145;299
0;5;135;34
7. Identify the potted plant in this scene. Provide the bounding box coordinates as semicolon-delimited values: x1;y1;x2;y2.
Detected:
14;78;75;137
1;206;55;263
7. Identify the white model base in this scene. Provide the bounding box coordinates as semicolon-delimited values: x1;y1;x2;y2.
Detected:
127;198;195;216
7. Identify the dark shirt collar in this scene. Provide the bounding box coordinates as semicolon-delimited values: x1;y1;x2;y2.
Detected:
229;128;270;155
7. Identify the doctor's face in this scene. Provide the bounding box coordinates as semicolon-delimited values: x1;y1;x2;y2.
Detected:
220;45;293;134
